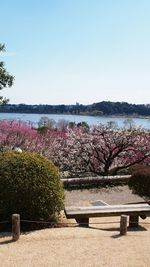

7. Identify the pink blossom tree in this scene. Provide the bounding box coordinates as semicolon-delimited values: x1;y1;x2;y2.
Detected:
59;125;150;176
0;120;149;177
0;120;66;169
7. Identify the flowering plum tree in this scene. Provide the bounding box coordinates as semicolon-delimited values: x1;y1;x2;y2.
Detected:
91;126;150;175
0;120;66;167
0;120;36;151
60;125;150;176
0;120;149;177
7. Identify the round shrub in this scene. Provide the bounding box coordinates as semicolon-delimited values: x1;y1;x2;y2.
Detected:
128;165;150;200
0;151;64;221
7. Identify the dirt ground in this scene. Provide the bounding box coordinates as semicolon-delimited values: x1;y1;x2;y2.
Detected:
65;185;145;206
0;186;150;267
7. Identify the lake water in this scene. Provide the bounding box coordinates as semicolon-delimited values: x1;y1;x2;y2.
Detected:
0;113;150;129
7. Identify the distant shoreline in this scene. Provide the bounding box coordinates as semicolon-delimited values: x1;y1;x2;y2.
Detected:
0;102;150;118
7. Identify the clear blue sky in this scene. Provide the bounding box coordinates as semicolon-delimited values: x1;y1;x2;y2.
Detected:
1;0;150;105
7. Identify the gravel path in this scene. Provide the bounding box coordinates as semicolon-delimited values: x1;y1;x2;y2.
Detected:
0;219;150;267
0;186;149;267
65;185;144;206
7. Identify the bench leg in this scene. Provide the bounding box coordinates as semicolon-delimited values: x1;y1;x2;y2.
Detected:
129;215;139;227
75;218;89;227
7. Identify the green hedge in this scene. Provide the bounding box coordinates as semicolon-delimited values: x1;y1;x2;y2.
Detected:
128;165;150;200
0;152;64;221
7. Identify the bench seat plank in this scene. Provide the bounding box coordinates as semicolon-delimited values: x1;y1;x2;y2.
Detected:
65;204;150;219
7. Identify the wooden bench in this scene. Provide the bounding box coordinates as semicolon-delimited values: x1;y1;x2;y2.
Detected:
65;203;150;227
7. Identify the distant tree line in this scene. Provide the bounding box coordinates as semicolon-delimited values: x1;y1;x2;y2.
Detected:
0;101;150;116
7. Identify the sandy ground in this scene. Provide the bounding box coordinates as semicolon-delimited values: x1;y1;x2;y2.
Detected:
0;186;150;267
65;185;145;206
